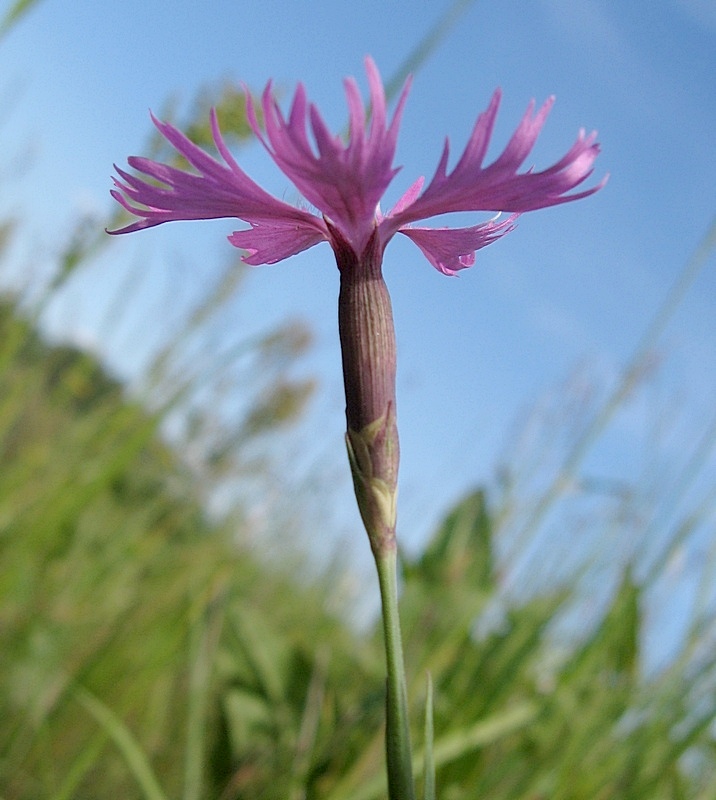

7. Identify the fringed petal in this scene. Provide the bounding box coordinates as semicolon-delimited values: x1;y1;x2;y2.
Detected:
398;215;518;276
108;111;322;254
388;91;604;231
110;59;604;276
248;56;409;253
228;217;327;265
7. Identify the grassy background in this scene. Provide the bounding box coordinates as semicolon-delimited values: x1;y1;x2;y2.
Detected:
2;194;716;799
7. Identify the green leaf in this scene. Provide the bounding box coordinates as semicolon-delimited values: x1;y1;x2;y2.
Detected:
73;686;168;800
183;590;228;800
406;489;494;589
423;673;435;800
326;703;536;800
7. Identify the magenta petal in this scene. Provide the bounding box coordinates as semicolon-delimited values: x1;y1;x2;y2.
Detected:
398;215;518;276
109;111;322;246
388;92;602;231
387;176;424;217
228;217;327;265
110;60;604;276
247;57;410;253
488;96;553;174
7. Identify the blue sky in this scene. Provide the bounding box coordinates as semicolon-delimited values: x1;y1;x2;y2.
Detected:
1;0;715;580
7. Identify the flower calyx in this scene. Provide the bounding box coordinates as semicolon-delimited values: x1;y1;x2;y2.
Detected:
345;403;399;557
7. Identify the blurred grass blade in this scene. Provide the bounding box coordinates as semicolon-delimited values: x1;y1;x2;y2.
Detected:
429;702;536;770
183;587;228;800
423;673;435;800
0;0;44;39
328;702;536;800
73;686;168;800
290;645;330;800
383;0;477;102
518;212;716;542
49;733;108;800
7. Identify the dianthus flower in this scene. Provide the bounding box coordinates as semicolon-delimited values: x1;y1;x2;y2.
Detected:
110;59;604;799
111;57;602;275
110;57;603;556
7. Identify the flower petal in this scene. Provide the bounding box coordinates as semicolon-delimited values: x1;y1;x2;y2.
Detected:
246;57;410;253
386;91;604;234
110;61;604;277
386;176;424;217
398;215;518;276
109;110;322;244
228;218;327;265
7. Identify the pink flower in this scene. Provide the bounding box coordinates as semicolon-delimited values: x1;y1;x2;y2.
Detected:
109;57;604;276
109;58;605;558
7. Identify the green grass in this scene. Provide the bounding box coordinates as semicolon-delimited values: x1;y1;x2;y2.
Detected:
0;284;369;798
3;304;714;799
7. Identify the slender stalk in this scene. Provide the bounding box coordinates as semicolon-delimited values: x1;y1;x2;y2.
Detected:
375;546;416;800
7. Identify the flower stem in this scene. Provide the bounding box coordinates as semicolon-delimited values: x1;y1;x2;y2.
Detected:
375;546;416;800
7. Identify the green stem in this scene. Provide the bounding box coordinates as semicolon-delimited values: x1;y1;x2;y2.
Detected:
375;546;416;800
